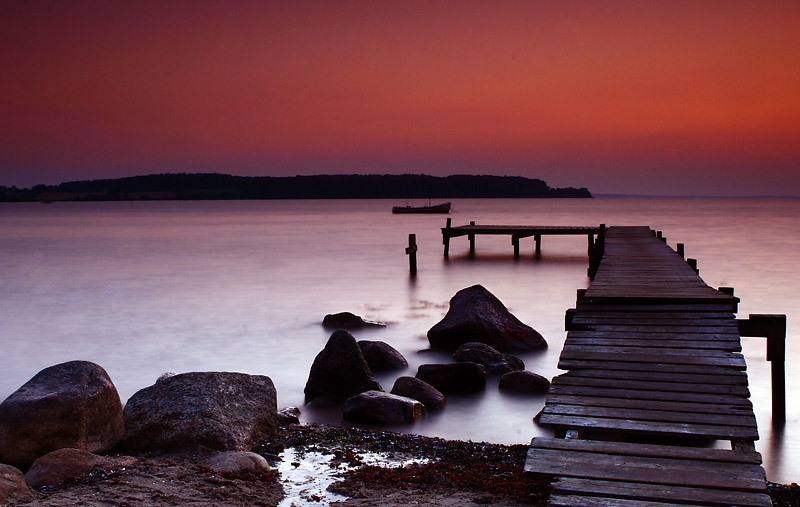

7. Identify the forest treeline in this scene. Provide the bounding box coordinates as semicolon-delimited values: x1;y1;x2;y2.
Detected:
0;173;592;201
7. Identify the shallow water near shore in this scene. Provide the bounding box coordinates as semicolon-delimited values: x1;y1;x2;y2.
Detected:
1;197;798;483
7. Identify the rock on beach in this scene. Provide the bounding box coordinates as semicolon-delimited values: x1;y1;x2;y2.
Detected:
121;371;278;452
304;330;383;404
322;312;385;330
427;285;547;352
0;360;124;469
499;371;551;394
453;342;524;374
0;464;31;503
343;391;425;425
415;363;487;393
358;340;408;372
390;376;446;411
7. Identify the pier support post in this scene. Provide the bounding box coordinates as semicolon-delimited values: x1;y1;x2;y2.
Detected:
406;234;418;275
677;243;685;258
737;314;787;425
598;224;605;255
534;234;541;257
468;221;476;258
687;258;699;274
512;235;520;260
443;218;451;259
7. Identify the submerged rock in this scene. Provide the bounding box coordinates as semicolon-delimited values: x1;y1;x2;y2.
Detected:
358;340;408;372
427;285;547;352
499;371;550;394
0;361;124;468
415;363;486;393
390;376;446;411
121;371;278;452
305;330;383;404
322;312;385;330
278;406;301;426
344;391;425;424
453;342;524;374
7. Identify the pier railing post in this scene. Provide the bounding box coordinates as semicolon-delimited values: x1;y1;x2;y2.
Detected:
687;258;699;274
443;218;451;259
677;243;685;258
406;233;418;275
468;220;476;258
737;314;787;425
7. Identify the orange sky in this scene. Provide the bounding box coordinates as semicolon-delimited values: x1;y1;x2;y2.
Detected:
2;0;799;194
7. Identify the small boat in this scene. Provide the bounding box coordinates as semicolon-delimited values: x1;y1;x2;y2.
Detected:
392;201;451;214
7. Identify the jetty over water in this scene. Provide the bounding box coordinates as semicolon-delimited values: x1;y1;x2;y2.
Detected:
523;226;778;506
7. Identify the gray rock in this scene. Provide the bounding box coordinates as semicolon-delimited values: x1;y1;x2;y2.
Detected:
427;285;547;351
121;371;278;452
390;376;446;411
415;363;486;393
206;451;271;474
322;312;385;330
358;340;408;372
499;371;551;394
343;391;425;424
0;464;31;503
0;361;124;468
453;342;524;374
24;448;101;489
304;330;383;404
277;406;301;426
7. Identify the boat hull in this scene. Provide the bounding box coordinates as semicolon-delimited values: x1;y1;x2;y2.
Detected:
392;202;451;214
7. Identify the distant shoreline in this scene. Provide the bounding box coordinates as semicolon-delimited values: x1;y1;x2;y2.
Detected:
0;173;592;202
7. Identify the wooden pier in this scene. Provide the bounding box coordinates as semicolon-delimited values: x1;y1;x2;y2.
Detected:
524;226;776;506
441;219;605;262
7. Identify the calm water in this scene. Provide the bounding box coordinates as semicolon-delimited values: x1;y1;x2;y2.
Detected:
1;198;798;483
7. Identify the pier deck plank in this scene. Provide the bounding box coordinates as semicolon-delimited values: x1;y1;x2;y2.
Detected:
524;226;768;506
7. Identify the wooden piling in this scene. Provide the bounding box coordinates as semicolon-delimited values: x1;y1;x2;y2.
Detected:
534;234;541;256
687;258;698;274
677;243;685;258
406;233;418;275
443;218;451;259
468;220;476;258
737;314;787;425
512;235;520;260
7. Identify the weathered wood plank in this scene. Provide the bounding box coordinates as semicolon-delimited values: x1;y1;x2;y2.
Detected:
526;448;766;490
537;413;759;439
547;494;708;507
557;350;747;369
551;478;772;507
543;394;755;416
555;360;748;376
561;344;742;358
566;337;740;351
561;369;749;386
546;384;753;405
529;438;763;464
552;375;751;396
567;329;740;341
541;403;757;427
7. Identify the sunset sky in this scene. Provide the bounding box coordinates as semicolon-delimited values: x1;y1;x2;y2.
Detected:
2;1;799;195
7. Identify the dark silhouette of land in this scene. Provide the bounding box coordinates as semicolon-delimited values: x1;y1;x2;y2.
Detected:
0;173;591;202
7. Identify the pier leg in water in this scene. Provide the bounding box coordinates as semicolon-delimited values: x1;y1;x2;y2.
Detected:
406;233;418;276
512;235;520;260
534;234;541;257
468;220;475;258
443;218;451;259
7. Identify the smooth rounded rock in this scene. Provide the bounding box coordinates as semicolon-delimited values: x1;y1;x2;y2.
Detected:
121;371;278;452
0;464;31;503
304;330;383;404
390;376;446;411
322;312;385;330
344;391;425;424
0;361;124;468
499;371;551;394
358;340;408;372
24;448;100;489
415;363;486;393
427;285;547;351
453;342;524;374
277;406;301;426
206;451;271;474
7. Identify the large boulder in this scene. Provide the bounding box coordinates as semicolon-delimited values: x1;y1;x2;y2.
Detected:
358;340;408;372
390;376;446;411
0;361;124;468
0;464;31;503
343;391;424;425
453;342;524;375
499;371;551;394
322;312;385;330
415;363;486;393
121;372;278;452
304;330;383;404
427;285;547;351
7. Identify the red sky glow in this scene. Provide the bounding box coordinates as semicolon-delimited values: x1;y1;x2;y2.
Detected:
2;0;799;195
